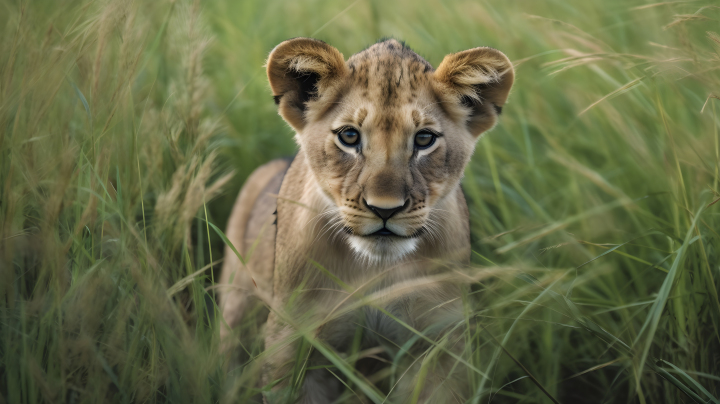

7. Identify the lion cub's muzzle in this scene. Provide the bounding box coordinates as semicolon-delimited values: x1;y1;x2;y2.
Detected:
344;195;427;238
364;198;409;222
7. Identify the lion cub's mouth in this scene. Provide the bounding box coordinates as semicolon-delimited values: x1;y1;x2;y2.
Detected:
344;226;425;239
345;226;424;262
370;227;395;236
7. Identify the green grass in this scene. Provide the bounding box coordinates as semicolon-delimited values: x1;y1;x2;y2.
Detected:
1;0;720;402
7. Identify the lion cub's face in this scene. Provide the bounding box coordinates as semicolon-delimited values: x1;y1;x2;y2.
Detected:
267;39;514;261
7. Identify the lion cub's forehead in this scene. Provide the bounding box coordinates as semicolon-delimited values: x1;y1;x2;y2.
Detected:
346;40;435;108
338;40;441;135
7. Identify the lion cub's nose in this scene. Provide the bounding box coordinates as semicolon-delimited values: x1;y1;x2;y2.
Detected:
363;198;409;221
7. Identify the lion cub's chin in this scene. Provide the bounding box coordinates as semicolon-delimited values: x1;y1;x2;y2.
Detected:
347;234;419;264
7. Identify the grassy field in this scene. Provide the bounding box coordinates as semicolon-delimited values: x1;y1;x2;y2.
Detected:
2;0;720;402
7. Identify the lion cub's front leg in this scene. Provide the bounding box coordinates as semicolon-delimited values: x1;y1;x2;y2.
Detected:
391;331;467;404
383;288;468;404
263;312;345;404
263;288;467;404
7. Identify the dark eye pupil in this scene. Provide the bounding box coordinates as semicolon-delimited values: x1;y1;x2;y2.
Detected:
339;129;359;146
415;132;434;147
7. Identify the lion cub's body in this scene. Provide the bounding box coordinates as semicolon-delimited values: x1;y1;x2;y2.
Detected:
218;158;289;331
219;38;514;403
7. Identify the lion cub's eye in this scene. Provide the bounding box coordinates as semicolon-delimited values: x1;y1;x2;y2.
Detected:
338;127;360;146
414;131;436;149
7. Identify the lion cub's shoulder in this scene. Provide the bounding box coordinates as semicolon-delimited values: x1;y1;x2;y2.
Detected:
218;158;291;334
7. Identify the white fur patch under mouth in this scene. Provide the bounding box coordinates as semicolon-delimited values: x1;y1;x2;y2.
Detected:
347;234;419;264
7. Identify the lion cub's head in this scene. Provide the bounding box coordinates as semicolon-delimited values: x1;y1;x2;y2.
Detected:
267;38;514;262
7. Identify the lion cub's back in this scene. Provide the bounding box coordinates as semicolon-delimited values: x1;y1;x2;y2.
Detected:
219;158;291;337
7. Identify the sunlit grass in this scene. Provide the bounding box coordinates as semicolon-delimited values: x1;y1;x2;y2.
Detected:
1;0;719;403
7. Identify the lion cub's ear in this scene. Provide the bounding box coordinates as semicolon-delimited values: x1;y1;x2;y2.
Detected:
266;38;347;131
434;47;514;137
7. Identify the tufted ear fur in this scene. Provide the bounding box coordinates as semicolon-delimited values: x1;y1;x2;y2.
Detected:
434;47;514;137
266;38;347;131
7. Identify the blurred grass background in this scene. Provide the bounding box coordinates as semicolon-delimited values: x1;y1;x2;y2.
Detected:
1;0;720;402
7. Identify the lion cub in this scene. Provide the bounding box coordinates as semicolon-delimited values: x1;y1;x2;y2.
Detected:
219;38;513;403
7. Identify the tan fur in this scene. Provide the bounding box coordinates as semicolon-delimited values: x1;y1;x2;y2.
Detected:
218;159;290;342
219;38;514;403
